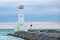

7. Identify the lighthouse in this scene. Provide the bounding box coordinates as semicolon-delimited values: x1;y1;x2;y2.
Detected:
14;5;27;32
18;5;24;24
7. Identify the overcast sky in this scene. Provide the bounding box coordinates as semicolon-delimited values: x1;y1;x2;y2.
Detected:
0;0;60;22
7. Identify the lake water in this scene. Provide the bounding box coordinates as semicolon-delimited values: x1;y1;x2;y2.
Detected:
0;29;24;40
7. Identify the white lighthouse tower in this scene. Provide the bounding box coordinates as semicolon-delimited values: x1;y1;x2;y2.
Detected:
14;5;27;32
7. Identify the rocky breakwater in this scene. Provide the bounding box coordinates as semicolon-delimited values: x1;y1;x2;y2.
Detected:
8;30;60;40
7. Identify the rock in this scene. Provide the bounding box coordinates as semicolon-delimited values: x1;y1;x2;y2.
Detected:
8;30;60;40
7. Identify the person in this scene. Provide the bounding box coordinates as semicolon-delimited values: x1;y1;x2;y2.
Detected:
30;22;32;30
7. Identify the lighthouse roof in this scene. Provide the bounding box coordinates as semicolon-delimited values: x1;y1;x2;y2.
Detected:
19;5;23;9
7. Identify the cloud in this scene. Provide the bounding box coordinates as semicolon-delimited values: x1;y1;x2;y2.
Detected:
0;22;16;29
0;0;18;6
32;22;60;29
0;0;60;22
0;22;60;29
23;0;59;5
0;0;59;5
24;5;60;15
0;0;18;16
24;0;60;15
27;22;60;29
0;0;18;4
